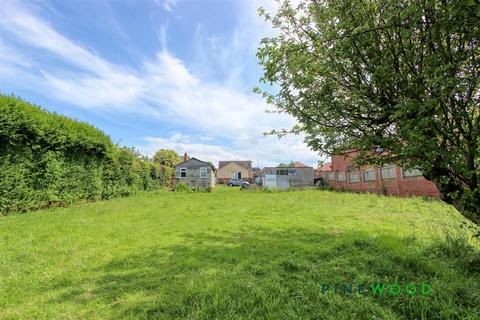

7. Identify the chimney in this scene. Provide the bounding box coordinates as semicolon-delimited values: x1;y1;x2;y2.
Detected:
183;152;189;161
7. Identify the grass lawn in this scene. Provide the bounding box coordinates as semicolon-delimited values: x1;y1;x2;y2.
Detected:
1;187;479;319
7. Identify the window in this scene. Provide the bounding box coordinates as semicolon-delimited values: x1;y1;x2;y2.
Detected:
349;172;360;182
403;168;422;177
180;168;187;178
276;169;297;176
380;166;396;179
327;172;334;181
232;172;241;179
337;172;345;182
200;167;207;178
363;169;376;182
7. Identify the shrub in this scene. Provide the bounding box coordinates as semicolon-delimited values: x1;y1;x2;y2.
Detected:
0;94;169;214
172;182;192;192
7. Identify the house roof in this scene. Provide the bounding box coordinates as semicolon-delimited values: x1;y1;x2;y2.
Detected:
317;162;332;171
175;157;216;171
265;163;313;169
218;160;252;170
292;161;309;168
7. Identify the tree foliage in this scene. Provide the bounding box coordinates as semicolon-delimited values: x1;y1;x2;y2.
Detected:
256;0;480;223
278;161;296;167
0;95;172;214
153;149;181;167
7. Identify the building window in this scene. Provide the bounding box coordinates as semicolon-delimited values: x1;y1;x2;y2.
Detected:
276;169;296;176
403;168;422;177
180;168;187;178
363;169;376;182
380;166;396;179
200;167;207;178
232;172;241;179
337;172;345;182
327;172;334;181
349;172;360;182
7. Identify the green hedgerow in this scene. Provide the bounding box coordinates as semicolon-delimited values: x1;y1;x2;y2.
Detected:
0;94;173;214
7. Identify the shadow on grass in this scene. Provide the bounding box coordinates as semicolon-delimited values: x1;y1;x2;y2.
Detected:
49;228;480;320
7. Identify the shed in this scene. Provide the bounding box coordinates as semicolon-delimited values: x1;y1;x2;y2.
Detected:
174;157;216;189
261;165;314;189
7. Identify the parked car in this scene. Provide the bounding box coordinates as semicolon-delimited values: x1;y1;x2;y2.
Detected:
227;179;250;187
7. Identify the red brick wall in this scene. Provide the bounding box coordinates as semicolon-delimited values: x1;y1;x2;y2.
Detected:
331;152;359;171
324;152;440;198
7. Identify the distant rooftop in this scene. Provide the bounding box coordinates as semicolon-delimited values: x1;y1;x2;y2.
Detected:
292;161;309;168
265;162;313;169
317;162;332;171
218;160;252;170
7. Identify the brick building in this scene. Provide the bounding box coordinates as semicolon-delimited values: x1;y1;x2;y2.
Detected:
316;151;440;198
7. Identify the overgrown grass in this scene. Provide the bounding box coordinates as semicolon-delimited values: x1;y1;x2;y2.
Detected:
1;187;479;319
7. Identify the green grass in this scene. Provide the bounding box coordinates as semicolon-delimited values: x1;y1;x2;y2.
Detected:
1;187;479;319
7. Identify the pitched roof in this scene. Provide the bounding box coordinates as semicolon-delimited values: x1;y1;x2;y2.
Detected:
317;162;332;171
218;160;252;170
292;161;309;168
266;162;313;169
175;157;216;170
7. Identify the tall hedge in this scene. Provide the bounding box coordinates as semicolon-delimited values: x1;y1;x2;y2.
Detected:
0;95;172;214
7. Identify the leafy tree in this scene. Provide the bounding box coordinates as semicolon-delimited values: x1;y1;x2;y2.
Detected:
317;160;325;168
256;0;480;223
153;149;181;167
278;161;296;167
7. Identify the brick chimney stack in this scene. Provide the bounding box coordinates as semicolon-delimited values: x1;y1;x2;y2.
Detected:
183;152;189;161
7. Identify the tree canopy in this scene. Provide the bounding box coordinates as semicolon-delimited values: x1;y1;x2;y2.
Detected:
278;161;296;167
256;0;480;223
152;149;181;167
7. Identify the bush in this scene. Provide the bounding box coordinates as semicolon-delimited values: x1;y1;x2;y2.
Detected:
0;94;171;214
172;182;192;192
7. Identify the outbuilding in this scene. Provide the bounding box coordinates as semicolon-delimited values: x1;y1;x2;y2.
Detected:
261;162;314;189
174;157;216;189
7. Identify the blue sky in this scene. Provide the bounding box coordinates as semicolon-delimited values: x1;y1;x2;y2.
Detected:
1;0;320;167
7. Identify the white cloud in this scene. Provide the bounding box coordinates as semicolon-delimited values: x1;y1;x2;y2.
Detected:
153;0;177;12
0;0;322;167
139;133;320;168
140;135;242;164
1;1;145;111
2;2;116;76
